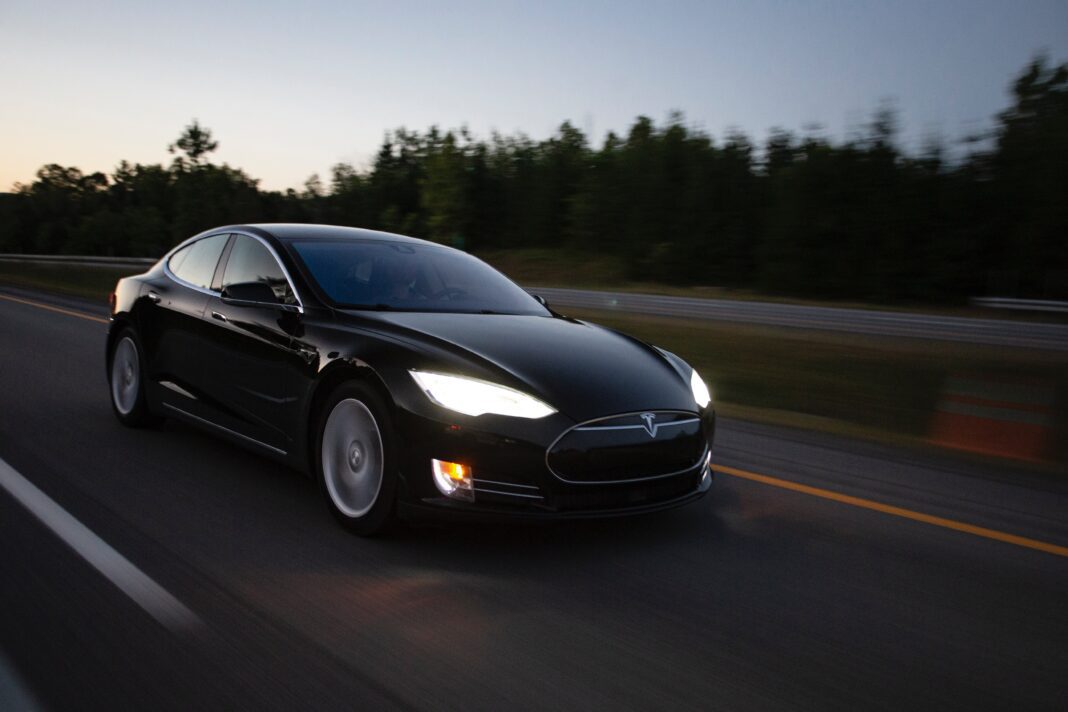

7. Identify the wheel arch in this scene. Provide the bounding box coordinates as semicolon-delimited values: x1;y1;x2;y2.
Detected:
104;315;134;376
302;359;395;477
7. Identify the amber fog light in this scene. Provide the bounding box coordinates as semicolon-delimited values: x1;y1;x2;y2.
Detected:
432;459;475;502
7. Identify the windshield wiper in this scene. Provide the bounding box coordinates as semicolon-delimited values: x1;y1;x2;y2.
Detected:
334;303;399;311
340;304;515;314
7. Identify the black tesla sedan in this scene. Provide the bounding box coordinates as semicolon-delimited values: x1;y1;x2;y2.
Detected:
106;224;715;533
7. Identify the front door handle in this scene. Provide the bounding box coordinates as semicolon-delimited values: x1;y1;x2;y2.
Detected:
211;311;228;322
147;290;161;303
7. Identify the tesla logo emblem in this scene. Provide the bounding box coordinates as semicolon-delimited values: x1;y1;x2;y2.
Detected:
640;412;658;437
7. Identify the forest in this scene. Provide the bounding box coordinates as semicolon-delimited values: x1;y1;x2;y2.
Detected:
1;56;1064;304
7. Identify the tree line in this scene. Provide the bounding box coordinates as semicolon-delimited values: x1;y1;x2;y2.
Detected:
1;57;1064;303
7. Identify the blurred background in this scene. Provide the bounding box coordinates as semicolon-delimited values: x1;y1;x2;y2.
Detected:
3;4;1068;710
1;0;1066;463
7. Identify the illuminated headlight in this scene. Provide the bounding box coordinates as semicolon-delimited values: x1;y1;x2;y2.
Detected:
690;368;712;408
431;459;474;501
410;370;556;419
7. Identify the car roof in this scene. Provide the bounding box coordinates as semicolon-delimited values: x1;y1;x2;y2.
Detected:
242;223;434;246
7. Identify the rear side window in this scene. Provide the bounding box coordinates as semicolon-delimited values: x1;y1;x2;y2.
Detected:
221;235;297;305
168;234;229;290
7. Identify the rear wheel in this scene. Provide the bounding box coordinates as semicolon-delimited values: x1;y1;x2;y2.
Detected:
316;382;398;535
108;328;161;427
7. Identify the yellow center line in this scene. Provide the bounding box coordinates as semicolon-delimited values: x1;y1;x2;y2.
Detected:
716;463;1068;559
0;293;109;324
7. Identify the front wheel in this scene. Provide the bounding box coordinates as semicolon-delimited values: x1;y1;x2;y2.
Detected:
108;328;161;427
316;383;398;535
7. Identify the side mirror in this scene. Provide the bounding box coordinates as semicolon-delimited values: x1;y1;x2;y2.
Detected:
221;281;280;305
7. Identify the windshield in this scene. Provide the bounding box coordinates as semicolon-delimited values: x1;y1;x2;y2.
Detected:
290;239;550;315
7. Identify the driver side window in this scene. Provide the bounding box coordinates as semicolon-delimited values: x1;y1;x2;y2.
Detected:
222;235;297;305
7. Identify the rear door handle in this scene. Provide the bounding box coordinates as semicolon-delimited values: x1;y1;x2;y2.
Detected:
211;311;228;322
147;290;161;303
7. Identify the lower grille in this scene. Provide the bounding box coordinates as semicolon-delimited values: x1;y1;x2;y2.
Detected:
472;478;543;503
552;471;701;510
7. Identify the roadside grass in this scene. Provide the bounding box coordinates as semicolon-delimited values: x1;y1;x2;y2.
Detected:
0;262;134;303
562;307;1068;468
2;260;1064;467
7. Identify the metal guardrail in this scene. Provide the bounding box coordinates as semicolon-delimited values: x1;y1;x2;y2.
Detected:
971;297;1068;314
2;254;1066;350
0;254;156;269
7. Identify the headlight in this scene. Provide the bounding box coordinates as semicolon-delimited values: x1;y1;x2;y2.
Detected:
690;368;711;408
409;370;556;419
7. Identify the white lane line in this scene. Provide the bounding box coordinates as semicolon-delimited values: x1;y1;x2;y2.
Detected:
0;649;41;712
0;457;200;633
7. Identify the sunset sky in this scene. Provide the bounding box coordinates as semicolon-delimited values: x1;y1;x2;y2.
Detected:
2;0;1066;192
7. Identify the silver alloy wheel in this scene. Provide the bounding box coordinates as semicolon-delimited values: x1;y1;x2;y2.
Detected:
321;398;384;518
111;336;140;416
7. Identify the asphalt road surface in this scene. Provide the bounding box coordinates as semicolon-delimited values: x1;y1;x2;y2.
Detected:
1;286;1066;711
533;287;1068;351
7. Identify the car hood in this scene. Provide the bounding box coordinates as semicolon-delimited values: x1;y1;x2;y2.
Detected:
349;311;697;422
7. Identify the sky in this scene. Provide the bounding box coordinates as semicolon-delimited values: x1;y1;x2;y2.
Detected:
2;0;1066;192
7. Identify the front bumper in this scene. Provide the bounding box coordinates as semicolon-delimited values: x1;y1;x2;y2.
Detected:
398;466;714;523
394;406;716;522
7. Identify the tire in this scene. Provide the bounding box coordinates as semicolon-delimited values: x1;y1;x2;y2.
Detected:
315;382;398;535
108;328;162;428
